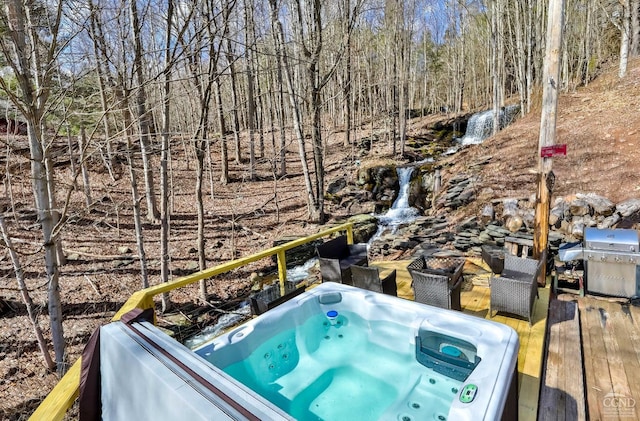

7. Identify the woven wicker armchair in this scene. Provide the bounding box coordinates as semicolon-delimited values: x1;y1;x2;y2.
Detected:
351;265;397;296
407;256;466;310
489;254;544;325
316;235;368;284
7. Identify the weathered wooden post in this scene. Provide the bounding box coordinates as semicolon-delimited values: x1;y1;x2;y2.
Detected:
534;0;566;286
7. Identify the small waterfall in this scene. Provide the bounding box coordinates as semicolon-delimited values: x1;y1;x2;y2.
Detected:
369;167;419;245
459;104;520;145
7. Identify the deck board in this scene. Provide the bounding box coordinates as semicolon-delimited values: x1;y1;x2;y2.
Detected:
581;297;640;421
538;299;585;421
581;298;620;420
374;259;548;421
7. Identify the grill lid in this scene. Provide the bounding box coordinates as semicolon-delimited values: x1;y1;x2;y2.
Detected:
583;227;639;252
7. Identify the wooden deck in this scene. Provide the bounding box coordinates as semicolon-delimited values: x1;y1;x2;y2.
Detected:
374;258;549;421
539;294;640;421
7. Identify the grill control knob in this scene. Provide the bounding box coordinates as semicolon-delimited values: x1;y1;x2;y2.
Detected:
615;256;621;262
600;255;607;261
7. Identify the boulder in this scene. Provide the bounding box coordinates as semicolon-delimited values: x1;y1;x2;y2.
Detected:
118;246;133;254
616;198;640;217
502;198;519;218
520;208;535;228
505;215;523;233
598;213;621;229
326;177;347;194
480;203;495;224
578;193;615;216
348;214;379;244
569;198;590;216
571;219;585;239
549;201;567;227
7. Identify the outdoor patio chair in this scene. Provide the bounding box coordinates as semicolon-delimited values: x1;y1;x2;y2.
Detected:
407;256;466;310
350;265;398;296
249;282;307;315
481;244;505;275
316;235;368;284
489;254;544;325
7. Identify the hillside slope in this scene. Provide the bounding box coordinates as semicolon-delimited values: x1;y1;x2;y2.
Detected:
435;58;640;219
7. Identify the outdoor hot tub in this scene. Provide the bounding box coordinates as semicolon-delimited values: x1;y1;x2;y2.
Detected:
195;283;519;421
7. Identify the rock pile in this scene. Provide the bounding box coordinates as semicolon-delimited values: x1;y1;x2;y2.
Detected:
434;173;478;211
367;190;640;260
549;194;640;239
326;160;640;261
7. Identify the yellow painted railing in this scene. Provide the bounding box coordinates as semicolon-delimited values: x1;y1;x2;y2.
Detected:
30;223;354;421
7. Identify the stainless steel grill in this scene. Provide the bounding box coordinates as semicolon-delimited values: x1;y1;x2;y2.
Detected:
583;227;640;298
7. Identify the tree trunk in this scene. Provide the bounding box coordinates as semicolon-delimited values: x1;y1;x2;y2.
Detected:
78;128;93;209
269;0;317;219
271;18;288;177
159;0;174;312
126;132;149;290
244;0;257;180
631;0;640;56
129;0;159;222
0;215;55;372
28;122;66;374
620;0;631;78
343;0;353;148
216;78;229;184
88;0;116;182
225;36;242;165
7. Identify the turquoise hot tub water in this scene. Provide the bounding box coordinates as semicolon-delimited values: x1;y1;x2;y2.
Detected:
195;283;519;421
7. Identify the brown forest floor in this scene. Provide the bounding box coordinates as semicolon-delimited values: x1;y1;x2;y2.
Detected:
1;58;640;420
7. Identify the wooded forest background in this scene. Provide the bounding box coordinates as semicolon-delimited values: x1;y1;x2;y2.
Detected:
1;0;639;377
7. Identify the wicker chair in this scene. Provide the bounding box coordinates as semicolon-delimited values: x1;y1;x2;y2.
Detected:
316;235;368;284
351;265;397;296
249;282;306;315
489;254;544;325
407;256;466;310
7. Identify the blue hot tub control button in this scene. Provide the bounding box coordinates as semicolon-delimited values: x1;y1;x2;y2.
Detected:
459;384;478;403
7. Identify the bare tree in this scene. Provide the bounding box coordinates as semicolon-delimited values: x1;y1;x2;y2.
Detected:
245;0;258;180
0;215;55;371
0;0;66;374
287;0;362;222
129;0;160;221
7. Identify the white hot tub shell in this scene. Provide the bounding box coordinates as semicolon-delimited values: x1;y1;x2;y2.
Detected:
195;283;520;421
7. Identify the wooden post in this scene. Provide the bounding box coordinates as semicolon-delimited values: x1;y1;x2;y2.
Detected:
277;250;287;296
534;0;565;286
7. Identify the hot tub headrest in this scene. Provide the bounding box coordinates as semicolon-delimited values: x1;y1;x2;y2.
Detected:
318;292;342;305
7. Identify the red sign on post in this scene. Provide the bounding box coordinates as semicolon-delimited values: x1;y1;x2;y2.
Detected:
540;144;567;158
